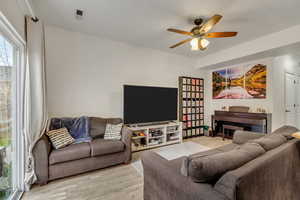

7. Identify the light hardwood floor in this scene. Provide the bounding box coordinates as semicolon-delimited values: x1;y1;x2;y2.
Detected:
22;136;231;200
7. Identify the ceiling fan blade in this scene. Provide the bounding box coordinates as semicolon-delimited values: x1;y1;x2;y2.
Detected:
167;28;193;36
199;14;223;33
169;38;192;48
205;32;238;38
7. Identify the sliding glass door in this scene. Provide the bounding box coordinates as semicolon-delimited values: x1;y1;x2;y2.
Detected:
0;31;17;199
0;15;25;199
0;32;15;199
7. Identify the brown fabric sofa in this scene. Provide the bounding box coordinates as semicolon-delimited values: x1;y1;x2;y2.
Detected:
142;126;300;200
33;117;132;185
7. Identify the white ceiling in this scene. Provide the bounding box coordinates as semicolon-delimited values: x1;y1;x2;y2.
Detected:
32;0;300;58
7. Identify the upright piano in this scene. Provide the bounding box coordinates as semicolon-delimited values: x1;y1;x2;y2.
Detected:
212;110;272;136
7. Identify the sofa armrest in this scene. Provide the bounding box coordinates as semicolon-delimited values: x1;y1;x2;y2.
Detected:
215;139;300;200
141;151;227;200
121;125;132;163
233;130;265;145
32;135;51;185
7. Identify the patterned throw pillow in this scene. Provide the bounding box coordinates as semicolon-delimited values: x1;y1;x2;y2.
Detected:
104;123;123;140
46;128;75;149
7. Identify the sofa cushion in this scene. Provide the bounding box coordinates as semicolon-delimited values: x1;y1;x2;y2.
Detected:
216;143;239;152
233;130;265;145
89;117;123;139
181;145;239;176
49;142;91;165
181;143;265;183
272;125;299;140
90;138;125;157
89;117;107;139
190;149;223;159
106;118;123;124
250;134;287;151
181;149;222;177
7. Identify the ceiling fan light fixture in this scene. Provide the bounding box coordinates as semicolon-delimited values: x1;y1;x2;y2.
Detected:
190;38;210;51
167;14;237;50
190;38;199;51
200;38;210;49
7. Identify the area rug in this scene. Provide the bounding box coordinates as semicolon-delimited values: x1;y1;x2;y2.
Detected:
131;141;210;176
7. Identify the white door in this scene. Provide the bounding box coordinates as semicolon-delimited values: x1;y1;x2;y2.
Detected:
285;73;299;128
296;76;300;128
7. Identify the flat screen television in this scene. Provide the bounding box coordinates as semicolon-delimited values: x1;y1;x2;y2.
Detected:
123;85;178;124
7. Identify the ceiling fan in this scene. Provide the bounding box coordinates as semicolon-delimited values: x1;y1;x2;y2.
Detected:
167;14;238;51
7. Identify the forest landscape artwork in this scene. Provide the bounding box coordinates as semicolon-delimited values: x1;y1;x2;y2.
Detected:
212;63;267;99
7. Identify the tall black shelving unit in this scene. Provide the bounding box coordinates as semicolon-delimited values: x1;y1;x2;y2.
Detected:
179;76;204;139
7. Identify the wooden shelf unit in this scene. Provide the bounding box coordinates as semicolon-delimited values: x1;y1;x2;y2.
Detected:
179;76;204;139
129;122;182;152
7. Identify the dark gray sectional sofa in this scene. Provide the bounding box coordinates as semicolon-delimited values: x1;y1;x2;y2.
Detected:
33;117;132;185
142;126;300;200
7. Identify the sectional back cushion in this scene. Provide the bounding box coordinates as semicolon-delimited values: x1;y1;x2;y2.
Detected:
271;125;299;140
46;128;75;149
233;130;265;145
250;134;287;151
181;143;265;183
89;117;122;139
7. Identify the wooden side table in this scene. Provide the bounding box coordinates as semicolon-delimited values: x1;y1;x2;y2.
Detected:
222;124;244;140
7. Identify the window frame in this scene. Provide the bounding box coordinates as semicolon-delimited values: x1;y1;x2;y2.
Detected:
0;11;26;199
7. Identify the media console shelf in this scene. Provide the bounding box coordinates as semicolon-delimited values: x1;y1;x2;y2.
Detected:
129;121;182;152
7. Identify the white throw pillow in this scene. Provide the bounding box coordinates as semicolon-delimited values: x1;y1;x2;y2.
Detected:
104;123;123;140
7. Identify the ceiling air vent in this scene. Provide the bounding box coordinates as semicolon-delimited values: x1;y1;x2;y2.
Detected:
75;9;84;20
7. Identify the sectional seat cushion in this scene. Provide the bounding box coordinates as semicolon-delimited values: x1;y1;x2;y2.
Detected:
250;134;287;151
271;125;299;140
90;139;125;157
49;142;91;165
181;143;265;183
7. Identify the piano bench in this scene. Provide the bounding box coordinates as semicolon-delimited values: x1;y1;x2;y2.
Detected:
222;125;244;140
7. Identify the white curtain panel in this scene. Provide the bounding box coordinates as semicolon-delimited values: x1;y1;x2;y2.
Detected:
23;16;48;190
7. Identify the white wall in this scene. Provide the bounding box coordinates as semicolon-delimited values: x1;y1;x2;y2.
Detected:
45;25;201;118
202;55;300;131
0;0;25;39
44;26;300;130
272;54;300;129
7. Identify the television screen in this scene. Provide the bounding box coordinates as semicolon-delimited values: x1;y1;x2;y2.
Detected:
123;85;178;124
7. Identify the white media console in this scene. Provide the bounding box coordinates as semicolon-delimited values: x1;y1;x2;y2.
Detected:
129;121;182;152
